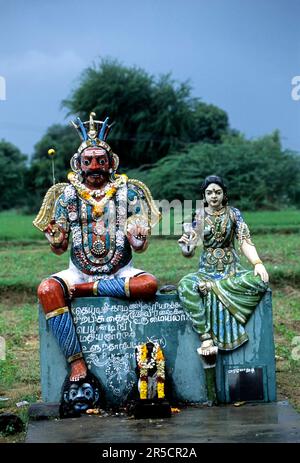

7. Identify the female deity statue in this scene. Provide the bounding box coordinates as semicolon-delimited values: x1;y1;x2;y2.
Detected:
177;175;269;403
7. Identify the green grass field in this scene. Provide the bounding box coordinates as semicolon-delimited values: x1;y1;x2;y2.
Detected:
0;211;42;242
1;208;300;242
0;210;299;441
1;233;300;293
154;207;300;237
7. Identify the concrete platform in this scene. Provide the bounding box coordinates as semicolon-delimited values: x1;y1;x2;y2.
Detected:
39;291;276;406
25;401;300;443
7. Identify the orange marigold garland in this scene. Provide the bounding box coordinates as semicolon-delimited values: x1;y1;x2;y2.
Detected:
68;172;127;218
136;341;166;400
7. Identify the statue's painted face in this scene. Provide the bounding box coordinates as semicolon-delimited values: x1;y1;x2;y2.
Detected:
64;381;99;412
205;183;224;209
80;147;110;188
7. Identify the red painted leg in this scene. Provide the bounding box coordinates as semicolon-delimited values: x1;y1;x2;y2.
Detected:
129;273;158;300
37;278;87;381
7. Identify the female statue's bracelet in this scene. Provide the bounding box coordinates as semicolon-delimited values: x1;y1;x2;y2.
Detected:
252;259;263;266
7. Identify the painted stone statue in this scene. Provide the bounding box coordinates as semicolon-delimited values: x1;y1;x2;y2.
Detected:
135;341;166;401
177;175;269;403
34;113;160;383
127;341;171;419
59;371;105;418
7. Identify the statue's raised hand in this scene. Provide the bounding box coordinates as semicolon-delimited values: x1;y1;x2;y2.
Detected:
127;221;149;252
44;220;67;248
178;223;198;257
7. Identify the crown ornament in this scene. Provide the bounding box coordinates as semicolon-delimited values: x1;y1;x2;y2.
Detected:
71;112;115;154
70;112;119;173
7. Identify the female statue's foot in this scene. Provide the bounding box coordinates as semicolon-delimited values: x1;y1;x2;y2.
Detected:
197;339;218;356
70;358;87;382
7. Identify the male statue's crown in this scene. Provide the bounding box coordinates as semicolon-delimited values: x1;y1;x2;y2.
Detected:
71;112;114;154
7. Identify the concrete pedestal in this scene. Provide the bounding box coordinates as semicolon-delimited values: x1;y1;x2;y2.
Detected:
39;290;276;406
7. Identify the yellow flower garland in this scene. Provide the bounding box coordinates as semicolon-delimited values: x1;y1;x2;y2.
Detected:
157;382;165;399
68;172;127;218
136;342;166;400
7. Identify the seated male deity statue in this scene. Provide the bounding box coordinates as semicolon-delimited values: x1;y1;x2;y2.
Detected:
34;113;160;382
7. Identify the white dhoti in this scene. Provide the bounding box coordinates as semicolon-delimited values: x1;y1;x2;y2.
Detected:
53;259;144;288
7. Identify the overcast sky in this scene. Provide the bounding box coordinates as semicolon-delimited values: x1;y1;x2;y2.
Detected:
0;0;299;158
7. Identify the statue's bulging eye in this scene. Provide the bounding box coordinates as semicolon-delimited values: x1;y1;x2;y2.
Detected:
84;389;92;399
70;389;78;400
98;159;106;165
83;159;90;166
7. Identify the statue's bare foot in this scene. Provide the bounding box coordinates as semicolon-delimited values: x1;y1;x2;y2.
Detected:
70;359;87;382
197;339;218;356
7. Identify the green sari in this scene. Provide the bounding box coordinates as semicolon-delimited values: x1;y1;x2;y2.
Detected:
178;206;268;351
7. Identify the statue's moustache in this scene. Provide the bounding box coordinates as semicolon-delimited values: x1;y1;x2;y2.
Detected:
84;170;108;177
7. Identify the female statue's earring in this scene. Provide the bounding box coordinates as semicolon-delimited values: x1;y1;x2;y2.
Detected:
222;194;228;206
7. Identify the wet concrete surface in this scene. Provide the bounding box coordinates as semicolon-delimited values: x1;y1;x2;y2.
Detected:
25;401;300;443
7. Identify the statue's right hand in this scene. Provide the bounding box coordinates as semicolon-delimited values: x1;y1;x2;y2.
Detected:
178;233;192;245
178;233;196;257
44;220;66;247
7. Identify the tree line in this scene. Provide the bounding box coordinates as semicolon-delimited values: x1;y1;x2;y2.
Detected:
1;59;299;212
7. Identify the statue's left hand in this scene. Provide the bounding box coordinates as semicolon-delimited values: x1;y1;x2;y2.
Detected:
127;223;149;251
254;263;269;284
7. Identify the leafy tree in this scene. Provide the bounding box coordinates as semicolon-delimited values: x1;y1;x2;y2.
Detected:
189;101;229;144
26;124;78;210
62;58;229;168
25;59;231;211
24;60;300;212
129;131;300;210
0;140;28;210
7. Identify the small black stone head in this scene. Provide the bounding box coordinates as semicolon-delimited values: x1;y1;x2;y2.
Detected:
59;372;105;418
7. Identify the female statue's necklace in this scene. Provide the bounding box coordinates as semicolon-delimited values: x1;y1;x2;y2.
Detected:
205;207;228;242
205;206;226;216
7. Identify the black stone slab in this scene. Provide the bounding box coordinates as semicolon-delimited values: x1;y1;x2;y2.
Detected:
28;403;60;420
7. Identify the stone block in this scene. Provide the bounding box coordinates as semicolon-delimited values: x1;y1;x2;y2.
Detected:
39;290;276;406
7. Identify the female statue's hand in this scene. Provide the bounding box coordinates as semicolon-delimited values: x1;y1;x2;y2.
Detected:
178;233;192;245
254;263;269;284
178;233;196;257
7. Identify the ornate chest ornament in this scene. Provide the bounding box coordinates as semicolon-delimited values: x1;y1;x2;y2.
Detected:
91;239;106;257
206;247;234;272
